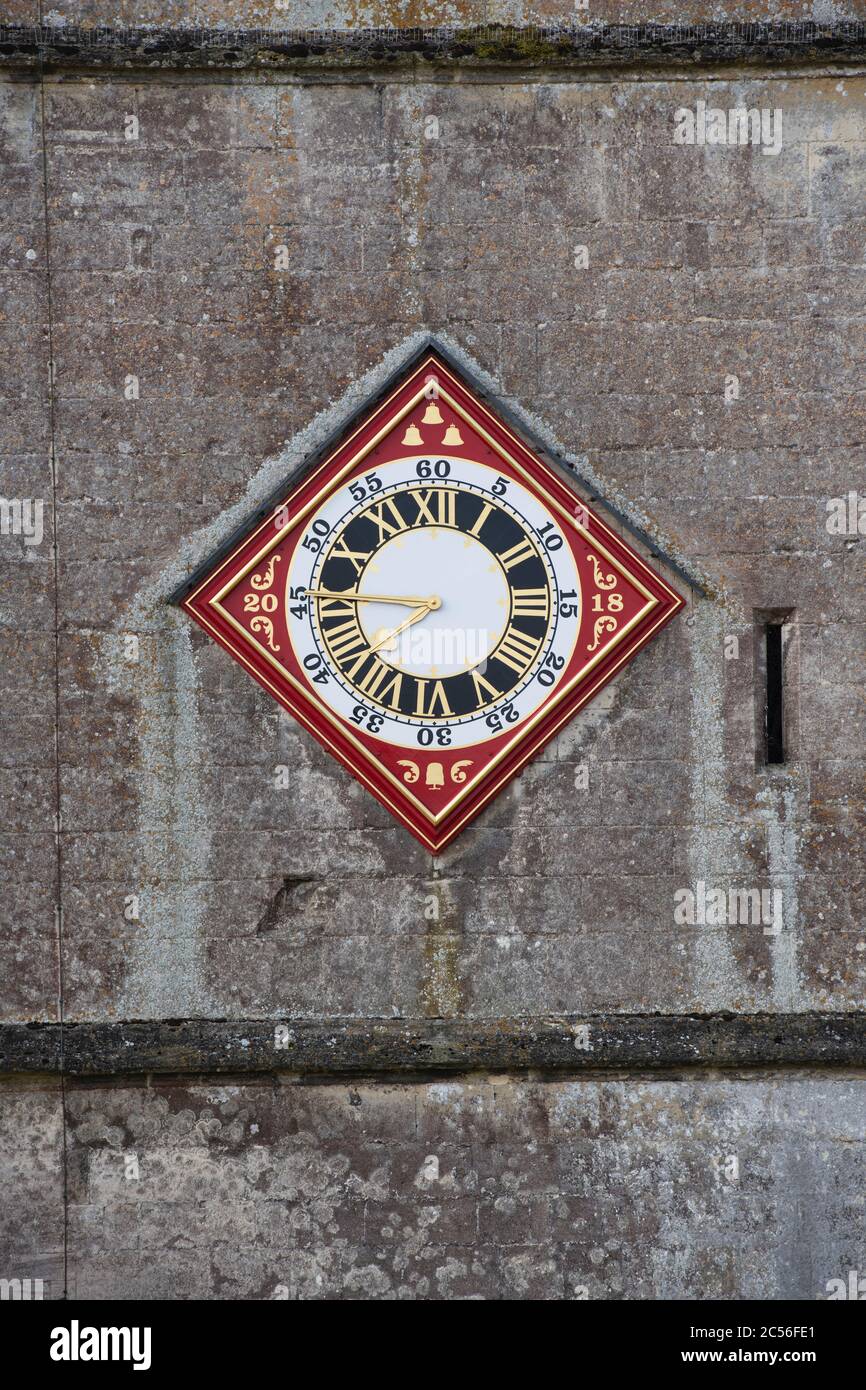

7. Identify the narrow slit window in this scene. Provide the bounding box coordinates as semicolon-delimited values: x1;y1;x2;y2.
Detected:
765;623;785;764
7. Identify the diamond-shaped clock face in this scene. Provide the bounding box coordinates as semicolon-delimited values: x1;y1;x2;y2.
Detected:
179;346;684;851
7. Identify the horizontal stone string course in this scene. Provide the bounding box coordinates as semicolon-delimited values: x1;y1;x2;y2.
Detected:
0;23;865;72
1;1015;864;1075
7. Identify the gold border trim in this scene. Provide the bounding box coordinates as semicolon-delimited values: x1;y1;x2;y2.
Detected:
211;385;430;606
187;353;684;837
186;353;680;612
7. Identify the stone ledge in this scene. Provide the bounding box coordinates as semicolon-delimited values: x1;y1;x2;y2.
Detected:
1;1014;864;1076
1;22;865;74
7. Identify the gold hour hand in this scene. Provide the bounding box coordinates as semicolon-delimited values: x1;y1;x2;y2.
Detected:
304;587;441;609
368;602;434;656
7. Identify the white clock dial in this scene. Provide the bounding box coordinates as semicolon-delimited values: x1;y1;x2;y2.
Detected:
287;457;581;750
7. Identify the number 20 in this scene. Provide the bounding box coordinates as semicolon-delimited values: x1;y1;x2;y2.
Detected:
244;592;277;613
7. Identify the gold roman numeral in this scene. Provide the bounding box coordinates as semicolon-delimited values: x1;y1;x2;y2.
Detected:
498;537;536;572
414;678;453;718
469;501;494;537
366;497;408;543
355;658;403;709
325;618;368;665
495;624;540;675
411;489;456;528
329;535;371;575
470;668;501;706
511;588;550;618
317;597;357;617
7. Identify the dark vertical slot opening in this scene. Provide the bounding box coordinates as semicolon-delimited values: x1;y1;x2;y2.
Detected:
765;623;785;764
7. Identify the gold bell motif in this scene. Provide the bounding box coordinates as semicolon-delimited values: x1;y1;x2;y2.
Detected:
401;423;424;447
422;401;443;425
425;762;445;790
442;423;464;447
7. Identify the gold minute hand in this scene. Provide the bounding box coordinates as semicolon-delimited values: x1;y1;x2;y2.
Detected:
368;602;434;656
305;588;441;609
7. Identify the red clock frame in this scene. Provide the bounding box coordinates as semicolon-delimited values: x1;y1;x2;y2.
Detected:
178;345;685;852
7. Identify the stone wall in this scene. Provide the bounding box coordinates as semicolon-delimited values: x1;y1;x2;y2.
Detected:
6;1073;866;1300
0;9;863;1299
